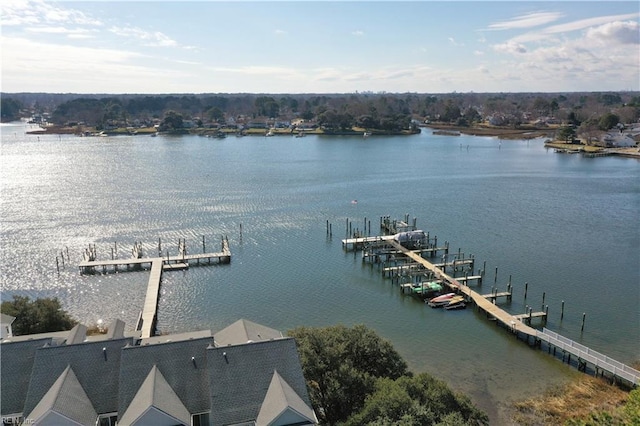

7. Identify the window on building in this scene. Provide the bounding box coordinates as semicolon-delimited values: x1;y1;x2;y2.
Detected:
97;413;118;426
191;412;210;426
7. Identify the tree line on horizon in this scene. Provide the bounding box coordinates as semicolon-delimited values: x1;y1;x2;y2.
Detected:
2;91;639;134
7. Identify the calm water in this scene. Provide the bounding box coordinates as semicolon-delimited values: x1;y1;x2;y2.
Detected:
1;122;638;423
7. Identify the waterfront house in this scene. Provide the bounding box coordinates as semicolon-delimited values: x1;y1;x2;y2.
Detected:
1;319;318;426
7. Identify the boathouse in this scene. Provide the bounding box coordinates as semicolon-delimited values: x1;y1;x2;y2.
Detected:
1;319;318;426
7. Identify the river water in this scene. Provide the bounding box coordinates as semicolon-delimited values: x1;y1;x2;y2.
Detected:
1;122;638;423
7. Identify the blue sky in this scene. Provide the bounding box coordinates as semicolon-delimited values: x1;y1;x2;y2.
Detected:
1;1;639;93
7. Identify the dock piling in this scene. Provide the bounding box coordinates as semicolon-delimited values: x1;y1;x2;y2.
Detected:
561;300;565;320
581;312;586;332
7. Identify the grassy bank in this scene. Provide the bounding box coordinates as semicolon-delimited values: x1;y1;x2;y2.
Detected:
511;374;639;425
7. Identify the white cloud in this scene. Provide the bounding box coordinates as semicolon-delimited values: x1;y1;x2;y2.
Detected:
505;12;640;44
0;36;193;93
352;30;364;36
25;26;95;36
109;26;178;47
543;12;639;35
207;65;301;78
493;41;527;54
586;20;639;45
448;37;464;47
1;0;102;26
488;12;563;30
274;29;287;35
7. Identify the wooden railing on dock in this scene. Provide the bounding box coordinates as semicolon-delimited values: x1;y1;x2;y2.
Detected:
537;328;640;386
384;239;638;387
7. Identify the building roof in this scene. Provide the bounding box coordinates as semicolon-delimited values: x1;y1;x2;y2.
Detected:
26;365;97;425
255;370;318;426
208;338;313;426
140;329;212;346
1;313;16;324
117;365;191;426
22;337;133;417
2;319;316;425
1;338;52;416
118;336;213;418
214;318;283;347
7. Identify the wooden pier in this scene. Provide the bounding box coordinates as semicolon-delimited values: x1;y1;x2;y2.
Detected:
79;236;231;338
379;238;638;386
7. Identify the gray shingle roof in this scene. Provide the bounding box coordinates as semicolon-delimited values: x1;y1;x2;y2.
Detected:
208;338;314;426
106;319;126;339
22;337;133;417
117;365;191;426
26;365;97;425
65;324;87;345
1;313;15;325
118;336;213;418
214;319;283;347
1;338;52;416
255;371;317;426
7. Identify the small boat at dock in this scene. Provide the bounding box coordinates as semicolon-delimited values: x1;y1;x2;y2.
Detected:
444;295;466;310
427;292;456;307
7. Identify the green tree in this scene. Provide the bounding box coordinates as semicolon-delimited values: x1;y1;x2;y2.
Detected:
598;113;620;131
289;324;409;425
345;374;488;426
1;296;77;335
1;97;23;122
557;126;576;142
255;96;279;117
206;106;225;123
158;110;184;131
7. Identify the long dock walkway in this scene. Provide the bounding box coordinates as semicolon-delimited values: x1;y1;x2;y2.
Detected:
79;237;231;338
139;259;163;338
385;239;639;386
387;240;539;336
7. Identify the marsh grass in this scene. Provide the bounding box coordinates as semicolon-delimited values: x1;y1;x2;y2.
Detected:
511;375;633;425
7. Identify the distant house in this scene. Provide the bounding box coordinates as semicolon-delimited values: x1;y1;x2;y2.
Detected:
247;121;268;129
602;131;637;147
1;318;318;426
1;313;15;339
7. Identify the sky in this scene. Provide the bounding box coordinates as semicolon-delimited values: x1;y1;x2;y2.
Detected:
1;1;639;94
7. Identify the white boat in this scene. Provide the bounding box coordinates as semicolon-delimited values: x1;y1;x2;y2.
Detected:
266;129;274;137
363;131;371;138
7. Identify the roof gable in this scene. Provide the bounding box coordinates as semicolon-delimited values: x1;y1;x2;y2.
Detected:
256;371;317;426
208;338;313;425
26;365;97;425
214;319;283;346
22;337;133;417
1;338;52;416
119;337;212;417
118;365;190;426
